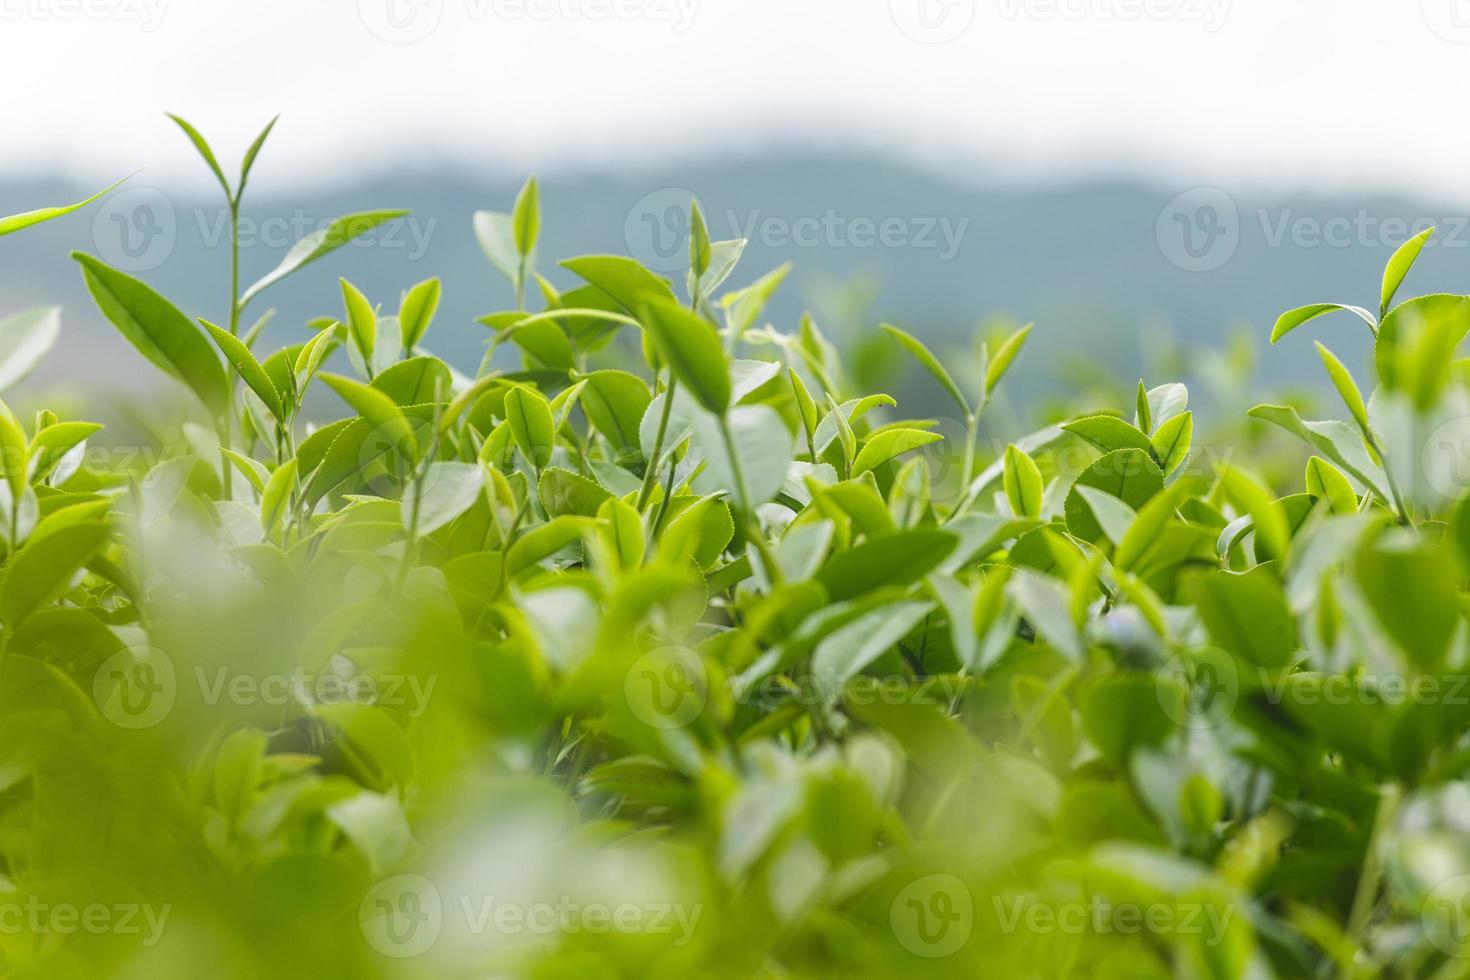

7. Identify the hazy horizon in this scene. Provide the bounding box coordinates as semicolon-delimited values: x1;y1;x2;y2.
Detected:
5;0;1470;204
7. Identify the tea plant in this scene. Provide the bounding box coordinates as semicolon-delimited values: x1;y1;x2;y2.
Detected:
1;121;1469;978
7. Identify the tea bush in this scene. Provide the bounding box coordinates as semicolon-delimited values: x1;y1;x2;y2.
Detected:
1;118;1470;978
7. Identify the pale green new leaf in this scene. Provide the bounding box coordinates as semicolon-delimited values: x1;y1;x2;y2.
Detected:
0;176;128;237
242;211;410;307
72;253;229;418
1381;227;1433;319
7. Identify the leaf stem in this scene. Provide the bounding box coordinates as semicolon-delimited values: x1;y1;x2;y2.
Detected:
1348;783;1400;944
717;413;783;587
635;375;677;511
960;410;979;492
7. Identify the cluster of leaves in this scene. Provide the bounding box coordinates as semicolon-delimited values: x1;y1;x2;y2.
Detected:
4;122;1470;979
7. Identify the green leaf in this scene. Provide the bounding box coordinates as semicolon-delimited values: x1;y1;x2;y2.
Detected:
813;395;896;455
1003;444;1043;518
1062;415;1155;456
1375;294;1470;389
561;255;678;315
405;462;484;536
815;528;957;602
694;405;793;511
595;496;645;570
1134;380;1152;433
1355;535;1459;671
1008;568;1084;661
319;373;418;461
166;113;231;198
1381;226;1433;319
581;370;651;456
0;307;61;393
29;421;101;486
259;459;298;538
1217;465;1290;563
0;175;128;237
1074;485;1137;545
0;400;28;500
1150;411;1192;475
1304;456;1358;516
811;600;933;706
72;252;229;418
506;516;597;575
689;199;711;278
294;322;338;392
1313;342;1370;435
237;114;280;199
1063;449;1164;543
242;211;410;307
371;356;451;407
473;210;520;286
504;385;556;469
1270;303;1376;344
720;263;790;343
512;176;540;257
200;319;284;423
221;448;270;495
0;519;110;626
985;322;1032;396
1081;674;1181;767
398;278;441;353
539;467;611;519
851;428;942;477
339;279;377;365
788;368;820;449
1247;404;1386;500
1187;567;1294;668
693;239;745;311
657;495;733;569
1112;482;1186;573
639;297;731;415
880;323;970;416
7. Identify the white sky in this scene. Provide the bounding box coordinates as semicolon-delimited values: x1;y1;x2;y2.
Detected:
1;0;1466;199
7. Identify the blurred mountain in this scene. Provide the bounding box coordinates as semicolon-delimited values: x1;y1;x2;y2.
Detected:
3;155;1465;413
